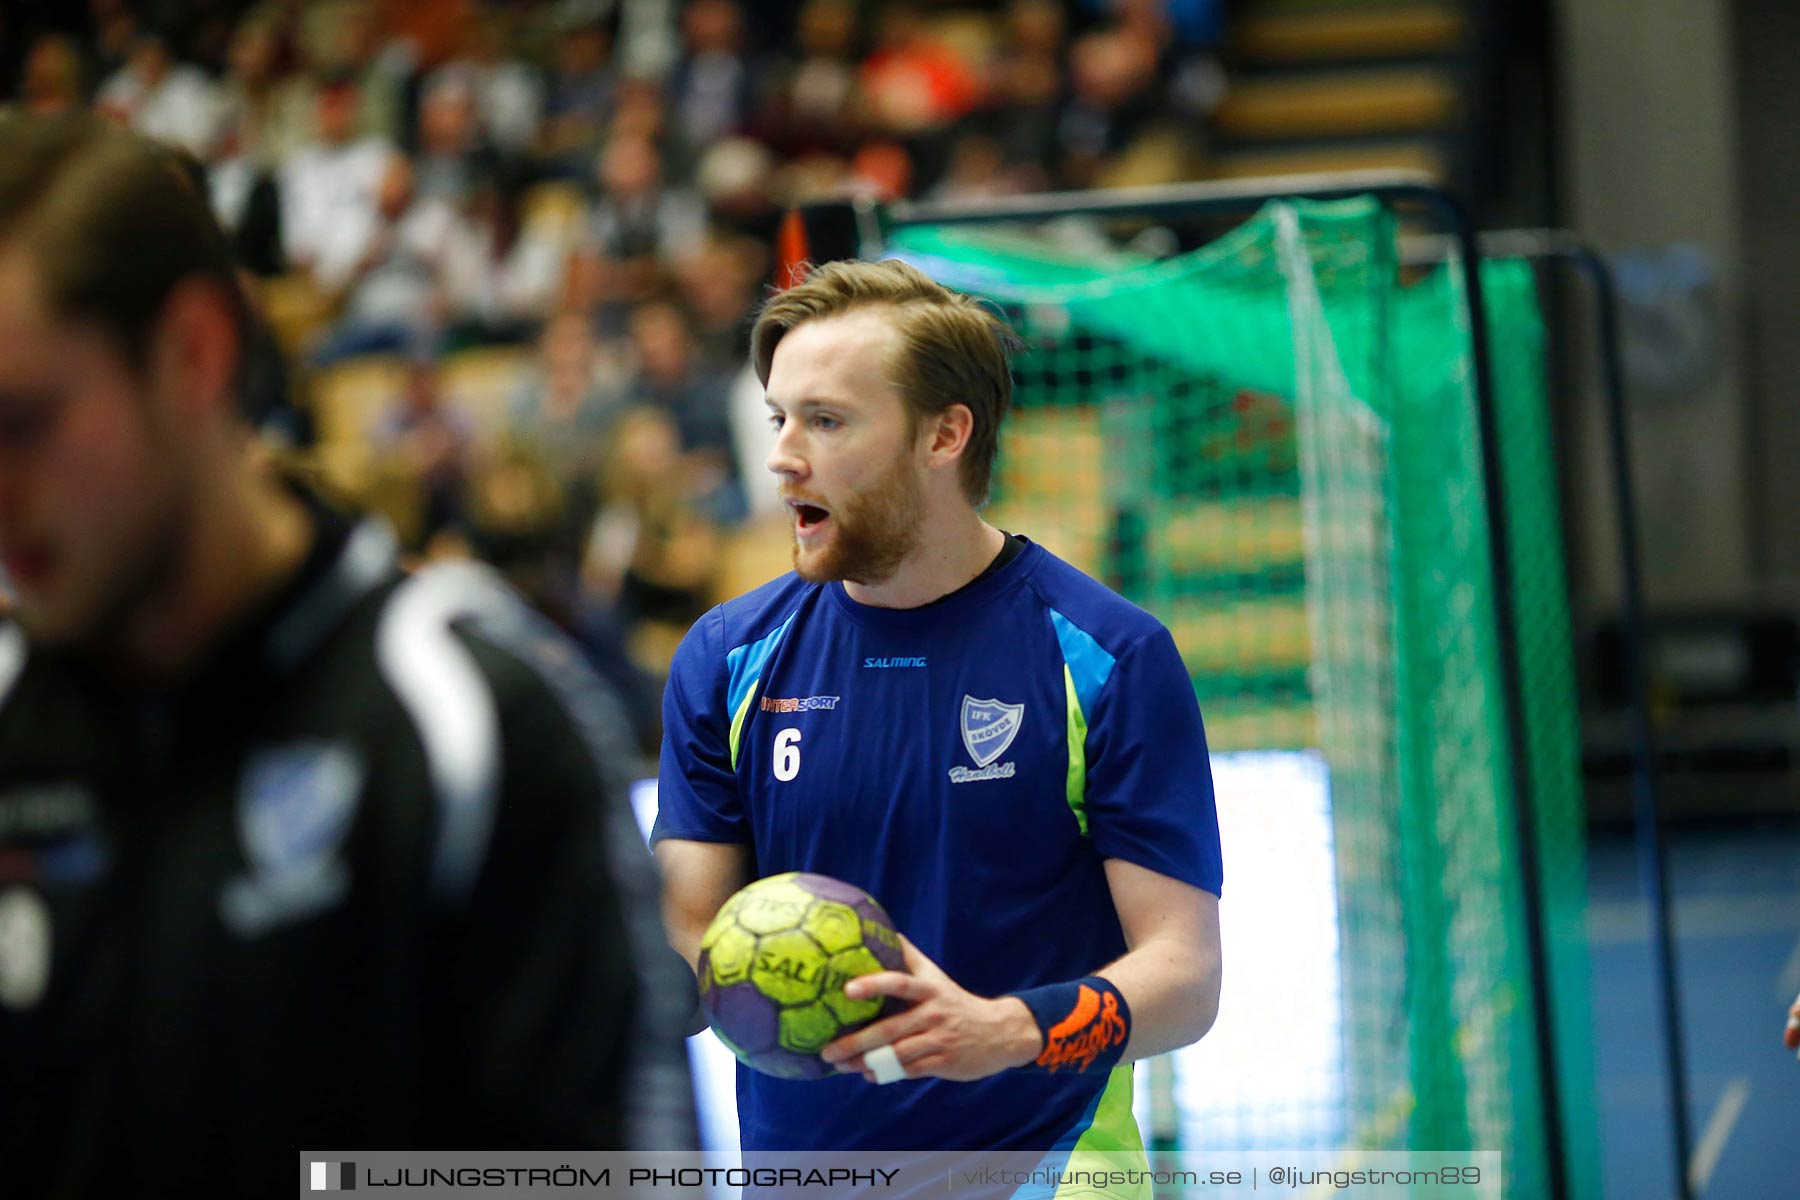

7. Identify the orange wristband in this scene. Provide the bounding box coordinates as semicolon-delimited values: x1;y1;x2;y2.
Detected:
1011;976;1131;1074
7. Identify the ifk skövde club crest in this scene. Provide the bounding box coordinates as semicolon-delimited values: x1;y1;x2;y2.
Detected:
238;741;362;877
960;696;1024;768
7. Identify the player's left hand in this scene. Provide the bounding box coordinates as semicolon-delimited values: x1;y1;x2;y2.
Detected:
1784;991;1800;1055
820;935;1043;1083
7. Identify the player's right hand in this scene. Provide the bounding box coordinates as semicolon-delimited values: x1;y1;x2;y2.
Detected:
818;935;1043;1083
1784;992;1800;1053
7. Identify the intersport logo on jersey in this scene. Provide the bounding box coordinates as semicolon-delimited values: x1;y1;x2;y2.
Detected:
759;694;840;713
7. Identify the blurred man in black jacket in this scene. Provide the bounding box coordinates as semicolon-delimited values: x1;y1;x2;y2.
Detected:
0;112;695;1197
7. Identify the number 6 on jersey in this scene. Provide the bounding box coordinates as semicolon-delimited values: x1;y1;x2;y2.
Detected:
773;727;802;781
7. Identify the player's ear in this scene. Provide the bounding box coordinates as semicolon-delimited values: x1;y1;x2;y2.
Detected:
149;275;240;421
926;403;975;467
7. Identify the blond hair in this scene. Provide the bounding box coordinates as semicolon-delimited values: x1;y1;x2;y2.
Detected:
750;259;1021;505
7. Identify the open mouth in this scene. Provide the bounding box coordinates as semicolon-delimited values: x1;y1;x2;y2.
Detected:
788;500;831;534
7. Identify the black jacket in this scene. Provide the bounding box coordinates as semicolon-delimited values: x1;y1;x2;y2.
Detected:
0;503;696;1196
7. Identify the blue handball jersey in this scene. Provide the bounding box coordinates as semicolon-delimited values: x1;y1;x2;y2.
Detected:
653;539;1222;1154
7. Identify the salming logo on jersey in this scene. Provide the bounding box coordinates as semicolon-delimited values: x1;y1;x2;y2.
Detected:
863;656;927;668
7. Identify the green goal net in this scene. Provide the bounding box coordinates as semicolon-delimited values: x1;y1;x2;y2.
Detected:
881;197;1600;1198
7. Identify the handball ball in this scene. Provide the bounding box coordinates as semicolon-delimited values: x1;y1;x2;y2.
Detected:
698;872;907;1079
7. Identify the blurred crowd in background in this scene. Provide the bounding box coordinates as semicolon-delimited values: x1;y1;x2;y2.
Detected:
0;0;1228;751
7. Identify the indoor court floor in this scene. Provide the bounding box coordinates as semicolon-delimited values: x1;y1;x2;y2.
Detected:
1586;823;1800;1198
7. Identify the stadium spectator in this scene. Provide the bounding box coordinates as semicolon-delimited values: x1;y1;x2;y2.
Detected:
381;0;476;76
1112;0;1228;125
615;72;676;143
693;135;782;243
412;66;491;204
587;132;708;266
985;0;1069;182
673;234;766;364
84;0;140;81
985;46;1064;186
668;0;757;161
210;19;314;273
926;129;1015;202
311;153;456;361
1113;0;1230;50
278;71;394;275
1008;0;1071;57
434;9;544;158
1058;24;1164;187
565;239;640;344
624;297;743;522
586;406;722;631
214;18;315;168
17;35;87;118
94;30;222;156
463;447;662;756
372;357;473;548
859;1;984;138
305;0;412;147
774;150;858;210
538;16;615;170
441;167;572;340
757;0;862;160
849;138;915;201
508;309;625;487
0;113;696;1190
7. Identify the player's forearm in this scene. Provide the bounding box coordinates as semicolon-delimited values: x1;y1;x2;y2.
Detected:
655;877;716;975
660;896;715;975
1097;933;1222;1062
652;839;751;975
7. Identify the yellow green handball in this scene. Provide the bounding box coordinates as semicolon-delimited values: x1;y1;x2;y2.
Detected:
697;872;907;1079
